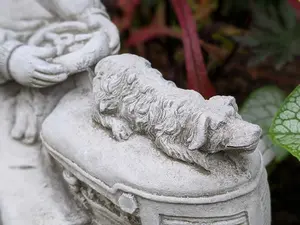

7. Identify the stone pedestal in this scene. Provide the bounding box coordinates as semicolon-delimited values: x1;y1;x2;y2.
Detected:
41;88;271;225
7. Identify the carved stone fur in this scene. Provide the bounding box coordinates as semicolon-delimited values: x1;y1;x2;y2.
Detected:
91;54;261;170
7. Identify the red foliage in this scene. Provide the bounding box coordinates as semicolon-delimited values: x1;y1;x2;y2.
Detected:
126;27;182;46
125;1;216;98
170;0;216;98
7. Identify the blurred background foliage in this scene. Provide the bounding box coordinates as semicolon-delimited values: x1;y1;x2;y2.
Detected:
103;0;299;102
102;1;300;224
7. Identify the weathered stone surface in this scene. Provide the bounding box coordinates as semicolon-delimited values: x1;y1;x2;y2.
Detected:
0;91;89;225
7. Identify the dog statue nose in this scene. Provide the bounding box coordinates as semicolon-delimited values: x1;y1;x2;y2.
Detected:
226;120;262;152
250;124;262;138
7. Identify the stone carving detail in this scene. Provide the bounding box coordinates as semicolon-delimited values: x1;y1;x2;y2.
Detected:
91;54;262;170
161;212;249;225
62;170;141;225
260;178;271;225
10;87;46;144
28;22;93;55
83;188;141;225
62;170;90;210
28;21;112;75
118;193;138;214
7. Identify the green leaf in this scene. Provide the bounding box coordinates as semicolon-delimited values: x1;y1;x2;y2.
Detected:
279;0;296;30
266;5;281;26
252;4;283;34
240;86;288;163
274;48;292;70
291;40;300;55
234;1;299;70
233;35;260;47
247;51;271;67
270;86;300;160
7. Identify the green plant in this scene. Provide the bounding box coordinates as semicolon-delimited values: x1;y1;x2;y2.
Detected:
270;85;300;160
240;86;289;164
234;0;300;70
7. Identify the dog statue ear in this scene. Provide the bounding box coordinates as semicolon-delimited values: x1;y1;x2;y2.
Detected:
209;96;238;112
188;114;210;151
224;96;238;111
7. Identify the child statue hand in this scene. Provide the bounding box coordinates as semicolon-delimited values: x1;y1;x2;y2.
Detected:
9;45;68;88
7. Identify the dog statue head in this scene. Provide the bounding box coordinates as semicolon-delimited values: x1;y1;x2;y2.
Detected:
187;95;261;153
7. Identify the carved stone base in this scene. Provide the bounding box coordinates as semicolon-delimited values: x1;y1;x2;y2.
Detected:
41;88;271;225
46;149;270;225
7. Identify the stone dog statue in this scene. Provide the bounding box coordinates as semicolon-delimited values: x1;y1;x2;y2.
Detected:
91;54;262;170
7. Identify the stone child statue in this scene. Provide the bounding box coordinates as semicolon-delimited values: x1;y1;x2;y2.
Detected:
0;0;119;144
0;1;119;224
92;54;262;170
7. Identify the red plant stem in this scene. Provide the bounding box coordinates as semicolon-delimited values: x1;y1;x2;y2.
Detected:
114;0;140;32
170;0;216;98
